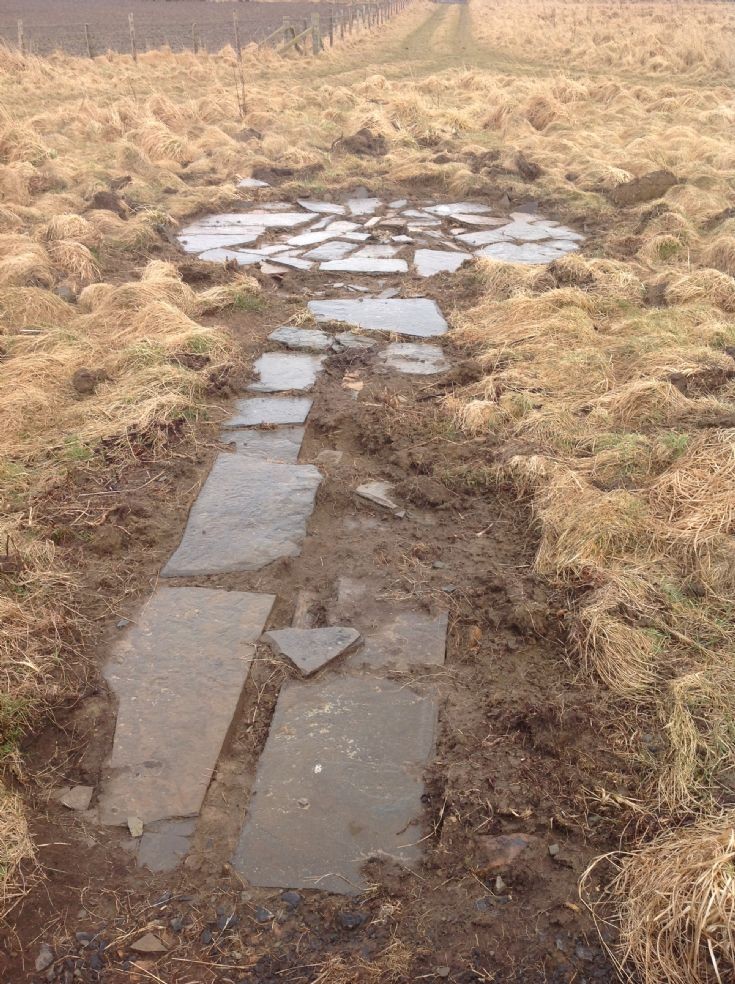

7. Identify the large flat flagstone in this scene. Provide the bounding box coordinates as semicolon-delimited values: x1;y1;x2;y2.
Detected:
98;587;275;826
303;241;359;261
476;241;578;264
309;298;448;339
333;577;448;670
268;326;333;351
162;456;321;576
221;427;305;462
248;353;326;393
320;257;408;274
425;202;493;216
190;211;313;230
178;231;264;253
297;200;346;215
414;249;471;277
232;675;436;894
225;396;312;428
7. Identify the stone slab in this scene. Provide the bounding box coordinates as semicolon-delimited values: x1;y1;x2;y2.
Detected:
379;342;449;375
221;427;305;462
355;481;400;511
178;231;264;253
297;200;346;215
346;197;381;215
303;241;359;261
54;785;94;811
137;818;196;872
162;456;321;576
320;258;408;274
476;241;578;264
232;675;436;894
309;298;448;339
354;245;400;259
455;228;509;247
426;202;493;216
413;249;471;277
263;627;361;675
248;353;326;393
332;331;377;351
333;577;448;670
225;396;312;428
268;326;333;351
98;587;275;825
192;211;313;229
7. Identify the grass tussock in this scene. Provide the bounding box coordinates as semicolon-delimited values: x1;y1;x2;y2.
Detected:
585;816;735;984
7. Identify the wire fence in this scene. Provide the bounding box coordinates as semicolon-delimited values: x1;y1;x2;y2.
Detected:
5;0;411;58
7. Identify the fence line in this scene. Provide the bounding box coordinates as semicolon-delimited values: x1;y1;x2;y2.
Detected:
10;0;414;59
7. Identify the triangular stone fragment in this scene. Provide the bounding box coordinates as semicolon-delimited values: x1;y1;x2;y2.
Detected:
263;627;361;676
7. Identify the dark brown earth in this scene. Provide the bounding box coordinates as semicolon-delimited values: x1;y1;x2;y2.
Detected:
1;191;630;984
1;0;345;57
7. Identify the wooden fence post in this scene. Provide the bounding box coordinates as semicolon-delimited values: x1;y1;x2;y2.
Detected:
17;19;25;55
329;13;334;46
311;13;321;54
128;13;137;61
233;11;242;61
192;22;200;54
84;23;94;57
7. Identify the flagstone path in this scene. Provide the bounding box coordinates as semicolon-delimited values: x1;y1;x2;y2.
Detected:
94;189;585;889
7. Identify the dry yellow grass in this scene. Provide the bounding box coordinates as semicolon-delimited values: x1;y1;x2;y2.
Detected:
1;2;734;977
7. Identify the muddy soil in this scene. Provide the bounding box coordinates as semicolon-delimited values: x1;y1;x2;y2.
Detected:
2;194;629;984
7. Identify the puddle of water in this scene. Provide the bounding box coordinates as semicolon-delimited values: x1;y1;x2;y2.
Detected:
221;426;305;462
379;342;449;374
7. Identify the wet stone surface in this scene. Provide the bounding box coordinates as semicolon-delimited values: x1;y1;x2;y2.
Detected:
248;352;326;392
414;248;471;277
263;627;362;676
320;257;409;274
379;342;449;375
220;426;305;462
268;326;334;351
162;456;322;576
333;577;448;670
232;675;437;895
225;396;312;427
309;298;448;339
137;819;197;873
176;196;583;275
98;588;275;825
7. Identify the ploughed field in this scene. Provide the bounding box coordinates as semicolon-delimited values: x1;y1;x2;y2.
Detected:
0;0;342;56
